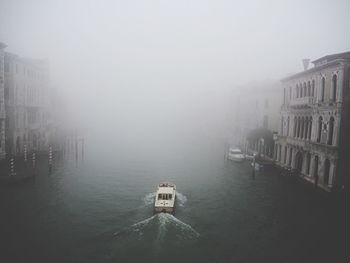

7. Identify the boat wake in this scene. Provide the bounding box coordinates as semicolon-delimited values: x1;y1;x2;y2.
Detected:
176;192;187;207
114;213;199;242
143;191;187;207
109;213;201;261
143;192;156;206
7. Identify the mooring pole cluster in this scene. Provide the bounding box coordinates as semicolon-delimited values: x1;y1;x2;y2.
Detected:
10;157;16;176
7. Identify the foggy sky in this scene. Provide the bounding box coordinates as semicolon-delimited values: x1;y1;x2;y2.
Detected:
1;0;349;151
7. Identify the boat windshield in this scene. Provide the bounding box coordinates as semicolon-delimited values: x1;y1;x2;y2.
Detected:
159;183;174;187
157;193;173;200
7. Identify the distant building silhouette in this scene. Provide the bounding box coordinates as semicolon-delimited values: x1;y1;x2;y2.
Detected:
3;46;52;157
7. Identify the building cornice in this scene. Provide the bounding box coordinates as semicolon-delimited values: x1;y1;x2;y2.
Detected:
281;59;350;82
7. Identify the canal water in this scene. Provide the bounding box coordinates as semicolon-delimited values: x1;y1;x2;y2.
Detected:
1;135;349;263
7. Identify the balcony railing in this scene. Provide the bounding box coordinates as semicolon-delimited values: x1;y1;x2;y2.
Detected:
289;96;315;107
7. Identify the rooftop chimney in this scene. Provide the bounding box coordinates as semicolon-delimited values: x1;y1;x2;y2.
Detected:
302;58;310;71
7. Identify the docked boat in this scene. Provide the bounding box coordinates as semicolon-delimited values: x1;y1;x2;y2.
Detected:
245;154;255;161
227;148;245;162
154;182;176;214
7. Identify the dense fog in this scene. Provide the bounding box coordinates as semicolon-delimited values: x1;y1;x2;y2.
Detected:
1;0;349;158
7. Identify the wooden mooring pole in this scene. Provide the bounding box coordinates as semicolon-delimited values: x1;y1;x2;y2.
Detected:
49;146;53;174
32;152;36;175
24;144;27;166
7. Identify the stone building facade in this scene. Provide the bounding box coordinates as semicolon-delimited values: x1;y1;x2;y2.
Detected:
274;52;350;191
0;43;6;159
4;52;51;156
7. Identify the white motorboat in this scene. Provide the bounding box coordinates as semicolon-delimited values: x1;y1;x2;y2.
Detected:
227;148;245;162
154;182;176;213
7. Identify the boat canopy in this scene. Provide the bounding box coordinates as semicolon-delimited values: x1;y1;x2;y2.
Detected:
158;182;176;188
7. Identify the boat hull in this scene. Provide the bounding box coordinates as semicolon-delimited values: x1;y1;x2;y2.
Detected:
227;155;245;162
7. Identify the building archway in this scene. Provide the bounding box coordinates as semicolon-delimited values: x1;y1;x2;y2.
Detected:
306;152;311;175
288;147;293;167
295;151;303;174
314;156;319;186
324;159;330;186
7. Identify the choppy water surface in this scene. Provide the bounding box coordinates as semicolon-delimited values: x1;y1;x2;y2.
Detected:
1;137;349;263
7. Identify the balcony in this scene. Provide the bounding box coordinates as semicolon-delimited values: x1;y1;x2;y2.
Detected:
289;97;315;108
286;137;309;148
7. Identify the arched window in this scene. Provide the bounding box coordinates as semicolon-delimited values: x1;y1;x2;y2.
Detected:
297;117;301;138
321;77;325;102
303;82;307;97
324;159;330;186
293;116;297;137
287;117;290;136
307;81;311;96
332;74;337;101
312;79;315;97
308;117;312;140
317;116;323;143
296;84;299;98
304;117;308;139
327;117;335;145
301;117;305;139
